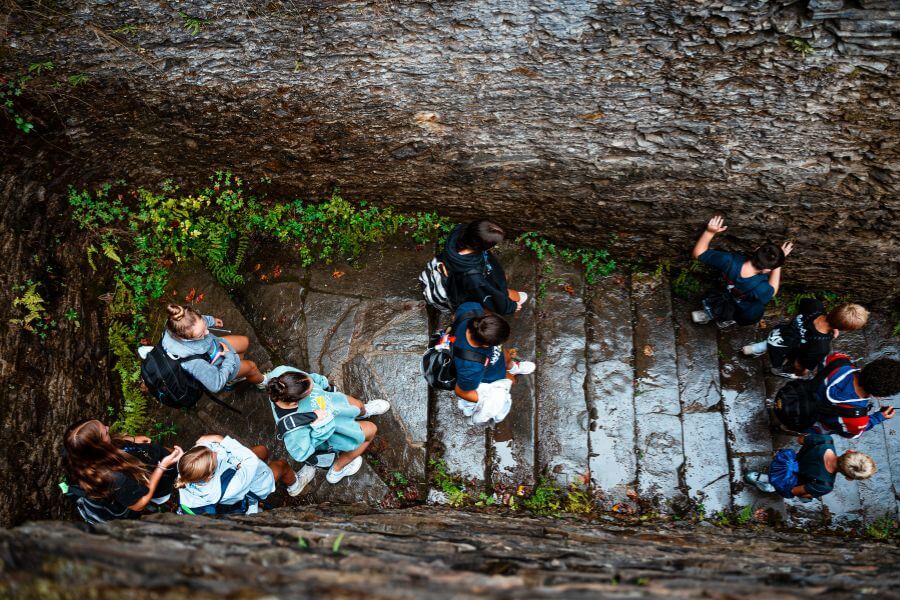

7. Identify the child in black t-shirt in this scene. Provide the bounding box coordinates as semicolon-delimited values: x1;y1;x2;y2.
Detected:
742;300;869;378
63;419;183;521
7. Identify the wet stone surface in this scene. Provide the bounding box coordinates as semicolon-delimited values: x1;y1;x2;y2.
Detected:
137;246;898;523
535;258;590;487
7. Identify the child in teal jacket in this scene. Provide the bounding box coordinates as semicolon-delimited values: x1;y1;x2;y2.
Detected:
266;365;390;484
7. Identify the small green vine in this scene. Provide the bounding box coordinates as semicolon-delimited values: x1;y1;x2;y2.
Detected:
517;232;616;284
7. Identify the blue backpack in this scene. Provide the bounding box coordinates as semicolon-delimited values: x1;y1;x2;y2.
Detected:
180;468;262;516
768;449;800;498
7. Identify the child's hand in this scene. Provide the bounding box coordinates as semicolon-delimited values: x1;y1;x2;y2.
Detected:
131;435;152;444
214;318;224;328
706;215;727;234
311;409;329;426
881;406;895;419
220;342;230;354
781;241;794;257
160;446;184;469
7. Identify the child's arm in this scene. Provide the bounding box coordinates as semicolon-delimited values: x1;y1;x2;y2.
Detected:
454;385;479;403
691;215;727;259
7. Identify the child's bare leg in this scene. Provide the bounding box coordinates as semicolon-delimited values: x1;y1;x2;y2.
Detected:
345;395;366;413
268;459;297;486
332;421;376;471
237;359;264;384
222;335;250;354
250;445;270;461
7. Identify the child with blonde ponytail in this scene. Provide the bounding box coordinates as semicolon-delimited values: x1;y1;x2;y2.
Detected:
176;434;314;515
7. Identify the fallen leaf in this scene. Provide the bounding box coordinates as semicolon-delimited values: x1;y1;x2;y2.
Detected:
272;265;283;279
643;344;654;357
185;288;196;302
759;319;767;329
260;274;269;281
516;485;526;497
140;338;150;345
753;508;769;523
195;293;205;303
332;270;346;279
253;263;262;272
626;489;640;501
579;470;591;485
564;284;575;295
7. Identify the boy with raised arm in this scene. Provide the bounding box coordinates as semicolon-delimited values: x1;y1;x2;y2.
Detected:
691;215;793;327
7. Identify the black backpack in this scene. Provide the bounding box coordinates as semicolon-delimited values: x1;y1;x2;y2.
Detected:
140;343;241;413
62;482;135;524
771;358;867;432
421;310;488;391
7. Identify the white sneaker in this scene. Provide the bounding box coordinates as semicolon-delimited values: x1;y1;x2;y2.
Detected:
508;360;536;375
326;456;363;484
516;291;529;308
691;310;711;324
361;399;391;418
771;367;801;380
742;342;768;357
287;465;316;496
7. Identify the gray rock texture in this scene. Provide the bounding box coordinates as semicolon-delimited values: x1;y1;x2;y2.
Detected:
2;0;898;297
1;505;899;598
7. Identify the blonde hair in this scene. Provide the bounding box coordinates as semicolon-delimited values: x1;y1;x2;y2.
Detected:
166;303;203;339
838;451;876;480
828;303;869;332
175;446;217;488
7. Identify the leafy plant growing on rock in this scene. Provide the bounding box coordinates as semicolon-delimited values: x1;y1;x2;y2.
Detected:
69;173;451;432
429;458;468;507
518;232;615;284
787;38;814;58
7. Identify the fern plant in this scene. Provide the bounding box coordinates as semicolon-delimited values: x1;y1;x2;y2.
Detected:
10;281;48;331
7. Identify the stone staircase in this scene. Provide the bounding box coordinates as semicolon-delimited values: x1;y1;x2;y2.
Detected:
148;241;899;524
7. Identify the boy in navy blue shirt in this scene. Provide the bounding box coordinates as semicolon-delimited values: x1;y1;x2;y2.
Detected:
690;215;793;327
452;302;535;403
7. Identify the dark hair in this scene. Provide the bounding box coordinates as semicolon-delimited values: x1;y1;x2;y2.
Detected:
858;358;900;398
467;313;510;347
267;372;312;404
63;419;150;500
458;220;505;252
750;243;785;270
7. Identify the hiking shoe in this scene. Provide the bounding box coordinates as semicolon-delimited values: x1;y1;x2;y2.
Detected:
326;456;363;484
771;368;801;380
691;310;711;324
744;471;775;493
742;342;768;357
223;377;246;392
362;399;391;418
287;465;316;496
508;360;536;376
716;320;737;329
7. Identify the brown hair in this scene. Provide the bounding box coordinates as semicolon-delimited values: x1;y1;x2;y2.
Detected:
827;303;869;332
63;419;150;500
175;446;218;488
166;303;204;339
267;371;312;404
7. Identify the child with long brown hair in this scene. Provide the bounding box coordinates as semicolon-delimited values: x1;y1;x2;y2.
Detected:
62;419;183;521
175;435;312;515
160;303;264;393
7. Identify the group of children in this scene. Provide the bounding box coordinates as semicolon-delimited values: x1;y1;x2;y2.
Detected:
61;215;897;522
689;215;898;502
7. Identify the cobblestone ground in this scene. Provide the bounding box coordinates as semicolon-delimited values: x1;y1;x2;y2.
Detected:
146;241;899;524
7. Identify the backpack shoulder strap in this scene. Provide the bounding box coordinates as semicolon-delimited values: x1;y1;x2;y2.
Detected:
175;353;210;364
452;345;489;364
448;309;482;335
218;468;237;502
276;411;318;439
813;357;853;391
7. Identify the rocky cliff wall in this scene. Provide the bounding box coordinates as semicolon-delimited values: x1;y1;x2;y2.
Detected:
2;0;898;297
2;505;898;598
